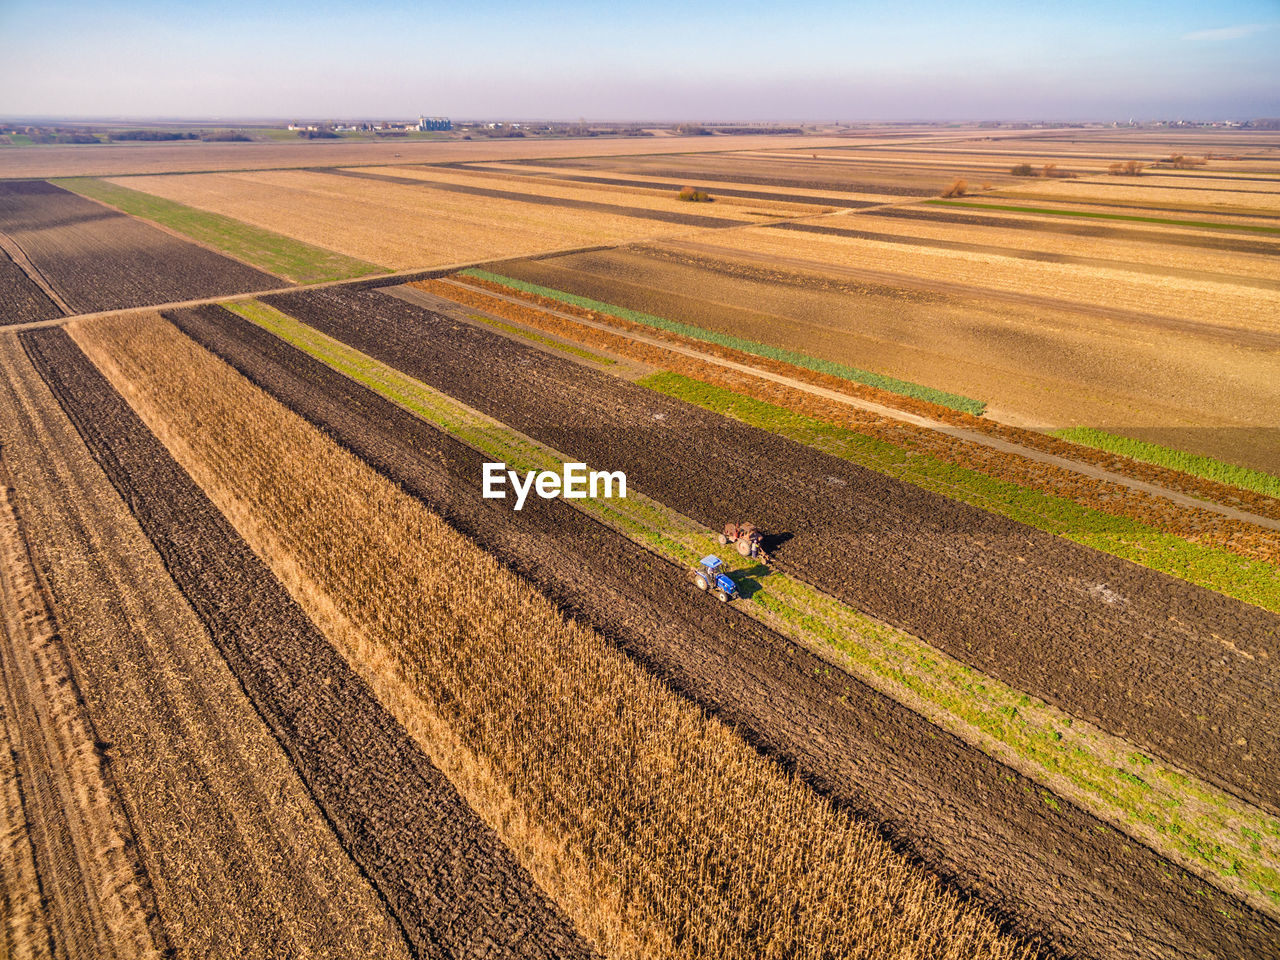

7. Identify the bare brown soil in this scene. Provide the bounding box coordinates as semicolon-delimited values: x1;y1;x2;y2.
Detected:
265;286;1280;814
0;334;409;959
0;181;279;313
0;462;164;959
166;299;1280;960
0;248;61;324
22;326;594;960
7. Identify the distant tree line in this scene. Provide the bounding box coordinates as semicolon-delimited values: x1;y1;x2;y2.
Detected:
109;130;198;141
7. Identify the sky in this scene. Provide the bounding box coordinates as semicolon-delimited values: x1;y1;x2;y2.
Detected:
2;0;1277;121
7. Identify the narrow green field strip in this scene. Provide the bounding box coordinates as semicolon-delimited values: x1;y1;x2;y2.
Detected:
1054;428;1280;500
642;372;1280;614
54;177;388;283
925;199;1280;234
467;313;617;365
226;297;1280;913
459;269;987;415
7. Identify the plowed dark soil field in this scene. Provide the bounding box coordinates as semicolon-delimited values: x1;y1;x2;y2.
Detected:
0;248;62;323
19;326;594;960
0;181;279;313
170;301;1280;960
262;285;1280;816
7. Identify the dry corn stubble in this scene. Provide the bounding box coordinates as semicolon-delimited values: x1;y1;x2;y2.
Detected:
72;311;1038;960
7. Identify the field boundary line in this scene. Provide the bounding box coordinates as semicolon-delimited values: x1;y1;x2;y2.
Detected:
437;276;1280;533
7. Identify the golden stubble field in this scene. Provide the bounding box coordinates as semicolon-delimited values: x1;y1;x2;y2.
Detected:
105;168;744;269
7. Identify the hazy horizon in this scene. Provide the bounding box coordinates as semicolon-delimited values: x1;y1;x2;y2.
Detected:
3;0;1278;122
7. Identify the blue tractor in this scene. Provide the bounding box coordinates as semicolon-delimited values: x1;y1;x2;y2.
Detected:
690;555;740;602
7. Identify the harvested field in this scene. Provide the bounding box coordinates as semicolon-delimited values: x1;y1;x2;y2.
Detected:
0;334;412;958
491;245;1280;472
766;216;1280;285
22;327;589;959
74;308;1039;960
0;132;894;178
0;181;280;314
109;168;744;270
870;205;1280;256
694;227;1280;334
0;247;62;324
0;459;164;959
446;161;875;208
521;151;1019;197
994;176;1280;214
264;285;1280;813
163;298;1280;960
336;164;805;221
56;177;384;283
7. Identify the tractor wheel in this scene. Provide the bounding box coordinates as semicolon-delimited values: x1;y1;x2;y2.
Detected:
693;574;708;591
715;588;729;602
717;534;728;545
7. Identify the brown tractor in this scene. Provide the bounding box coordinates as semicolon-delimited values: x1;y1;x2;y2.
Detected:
719;521;769;564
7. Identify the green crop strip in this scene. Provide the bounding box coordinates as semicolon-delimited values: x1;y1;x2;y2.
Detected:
54;177;387;284
459;269;986;416
925;199;1280;234
466;313;616;365
224;296;1280;913
640;372;1280;614
1053;428;1280;501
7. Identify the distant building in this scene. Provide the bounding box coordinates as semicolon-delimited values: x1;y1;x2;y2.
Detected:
418;116;452;131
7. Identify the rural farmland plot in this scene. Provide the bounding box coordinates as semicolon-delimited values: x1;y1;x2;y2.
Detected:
2;128;1279;960
0;180;279;314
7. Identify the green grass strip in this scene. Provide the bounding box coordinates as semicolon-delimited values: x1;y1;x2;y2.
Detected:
641;371;1280;615
54;177;388;284
460;268;986;416
1053;428;1280;500
467;313;616;365
228;296;1280;911
925;199;1280;234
